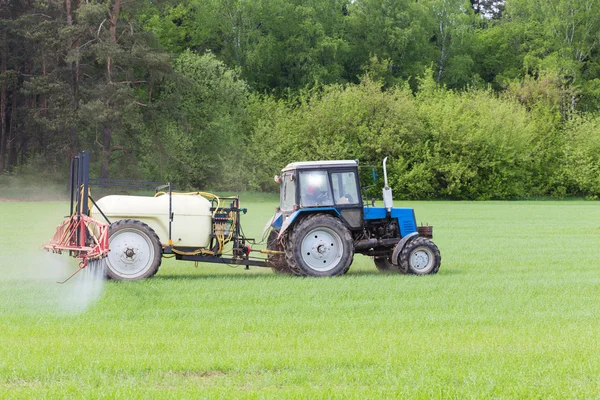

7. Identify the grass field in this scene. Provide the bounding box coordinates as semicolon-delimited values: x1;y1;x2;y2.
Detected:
1;196;600;398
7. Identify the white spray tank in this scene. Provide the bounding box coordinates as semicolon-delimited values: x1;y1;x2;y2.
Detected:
382;157;393;212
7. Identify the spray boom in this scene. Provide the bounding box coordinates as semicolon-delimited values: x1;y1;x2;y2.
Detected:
43;151;109;283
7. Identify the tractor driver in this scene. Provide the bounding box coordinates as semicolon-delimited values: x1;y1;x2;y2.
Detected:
301;172;333;206
306;185;324;205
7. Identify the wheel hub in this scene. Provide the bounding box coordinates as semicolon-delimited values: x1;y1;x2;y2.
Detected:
300;228;343;272
309;241;331;260
107;228;154;277
411;249;432;270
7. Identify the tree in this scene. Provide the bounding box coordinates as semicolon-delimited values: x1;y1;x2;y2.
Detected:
344;0;434;87
471;0;505;19
140;51;250;189
501;0;600;114
74;0;171;180
141;0;350;93
429;0;478;87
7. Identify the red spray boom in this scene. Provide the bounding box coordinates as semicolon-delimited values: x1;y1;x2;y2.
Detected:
44;151;109;283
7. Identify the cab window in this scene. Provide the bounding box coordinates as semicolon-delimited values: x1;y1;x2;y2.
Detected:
299;171;333;207
331;172;359;205
280;173;296;211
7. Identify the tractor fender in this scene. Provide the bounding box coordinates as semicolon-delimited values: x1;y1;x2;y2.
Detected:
262;212;283;237
391;232;418;266
278;208;341;239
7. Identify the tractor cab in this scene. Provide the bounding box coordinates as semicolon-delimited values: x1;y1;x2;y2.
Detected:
274;160;365;230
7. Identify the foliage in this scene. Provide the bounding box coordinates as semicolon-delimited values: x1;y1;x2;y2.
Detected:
245;75;540;199
559;115;600;198
140;51;250;190
3;0;600;199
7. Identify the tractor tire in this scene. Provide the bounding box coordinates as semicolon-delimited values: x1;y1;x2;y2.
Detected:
105;219;162;281
373;256;401;272
267;230;294;275
398;237;441;275
285;214;353;277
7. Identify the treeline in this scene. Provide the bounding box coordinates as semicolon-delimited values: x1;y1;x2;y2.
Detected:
1;0;600;199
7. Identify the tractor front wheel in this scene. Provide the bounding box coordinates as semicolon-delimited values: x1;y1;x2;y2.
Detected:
398;237;441;275
106;219;162;280
285;214;353;277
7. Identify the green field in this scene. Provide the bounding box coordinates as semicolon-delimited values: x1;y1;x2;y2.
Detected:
1;198;600;398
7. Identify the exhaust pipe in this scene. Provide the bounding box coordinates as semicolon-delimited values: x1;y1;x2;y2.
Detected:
382;157;393;212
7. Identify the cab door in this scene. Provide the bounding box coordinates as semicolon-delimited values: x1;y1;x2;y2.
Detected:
329;169;363;229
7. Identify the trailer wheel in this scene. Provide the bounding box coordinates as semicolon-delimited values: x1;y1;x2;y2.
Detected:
398;237;441;275
267;230;294;275
285;214;353;277
373;256;401;272
106;219;162;280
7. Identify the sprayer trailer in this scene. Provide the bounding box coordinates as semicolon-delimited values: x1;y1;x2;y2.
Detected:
45;152;441;281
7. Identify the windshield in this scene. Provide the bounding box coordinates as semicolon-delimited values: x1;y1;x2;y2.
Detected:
299;171;334;207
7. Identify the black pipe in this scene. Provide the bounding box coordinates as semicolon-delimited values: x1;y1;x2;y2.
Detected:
89;196;111;225
69;156;76;217
353;237;400;250
80;151;90;216
168;182;172;245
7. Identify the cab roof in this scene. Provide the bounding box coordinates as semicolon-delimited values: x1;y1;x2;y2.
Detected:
281;160;358;173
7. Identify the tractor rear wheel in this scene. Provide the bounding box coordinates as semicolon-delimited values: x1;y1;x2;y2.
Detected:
106;219;162;280
267;230;294;275
373;256;401;272
285;214;353;277
398;237;441;275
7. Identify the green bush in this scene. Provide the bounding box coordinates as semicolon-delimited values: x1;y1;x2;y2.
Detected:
247;76;543;200
559;115;600;198
416;78;537;199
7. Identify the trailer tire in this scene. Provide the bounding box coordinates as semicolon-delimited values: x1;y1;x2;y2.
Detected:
285;214;353;277
398;237;441;275
106;219;162;281
267;230;294;275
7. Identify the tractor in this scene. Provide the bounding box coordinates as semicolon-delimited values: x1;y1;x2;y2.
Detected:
265;158;441;276
44;152;441;281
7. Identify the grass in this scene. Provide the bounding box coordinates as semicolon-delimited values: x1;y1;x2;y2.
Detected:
1;196;600;398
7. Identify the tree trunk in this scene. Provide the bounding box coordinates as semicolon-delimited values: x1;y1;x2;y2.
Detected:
107;0;121;83
67;0;79;156
100;126;112;183
7;77;16;170
100;0;122;181
0;29;7;173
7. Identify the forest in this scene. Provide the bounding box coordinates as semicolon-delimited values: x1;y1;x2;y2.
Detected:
0;0;599;199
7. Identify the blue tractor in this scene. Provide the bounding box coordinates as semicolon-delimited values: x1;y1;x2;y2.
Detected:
266;158;441;276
